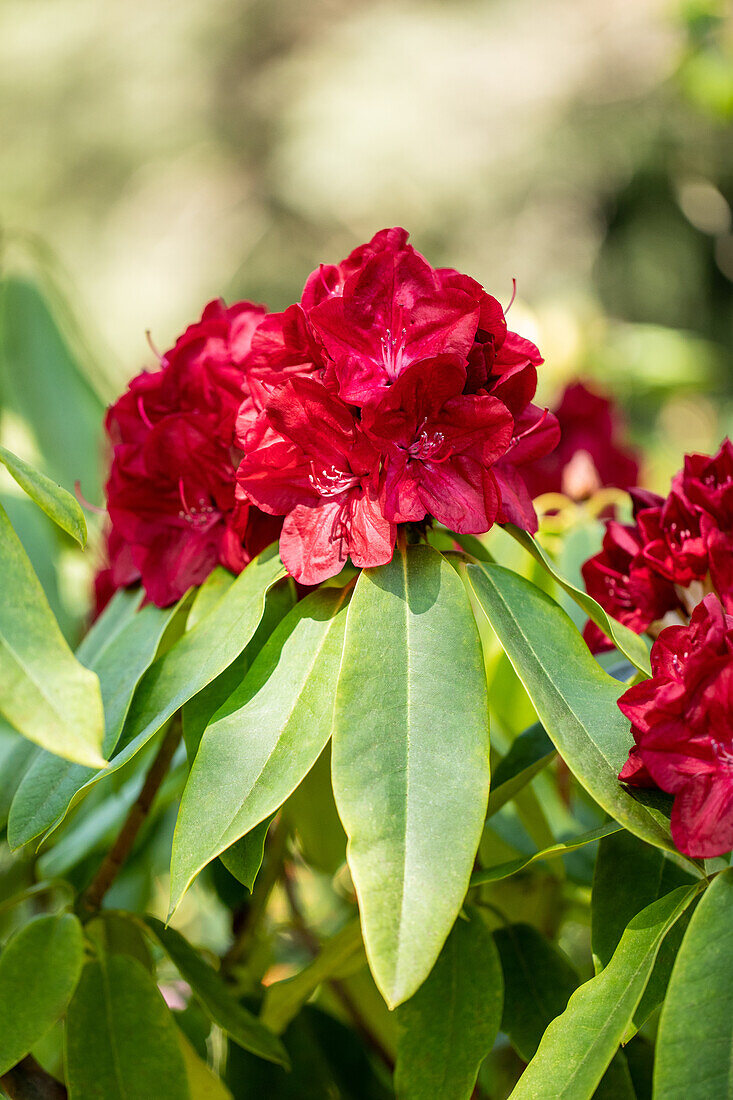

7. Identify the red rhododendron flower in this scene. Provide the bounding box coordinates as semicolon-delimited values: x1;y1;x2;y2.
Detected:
104;299;280;607
235;228;558;584
582;438;733;651
237;377;394;585
522;381;639;501
618;594;733;857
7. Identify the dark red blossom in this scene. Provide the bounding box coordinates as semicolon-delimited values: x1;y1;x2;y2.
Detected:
618;594;733;858
522;382;639;501
234;228;558;583
104;299;280;607
583;438;733;652
237;377;394;586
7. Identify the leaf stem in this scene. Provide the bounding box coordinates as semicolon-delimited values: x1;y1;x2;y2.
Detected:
0;1055;67;1099
81;718;182;914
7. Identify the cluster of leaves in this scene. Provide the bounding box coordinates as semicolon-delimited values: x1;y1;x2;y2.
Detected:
0;280;732;1100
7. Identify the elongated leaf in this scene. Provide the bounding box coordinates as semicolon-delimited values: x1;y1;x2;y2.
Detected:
179;1029;233;1099
262;919;364;1035
0;913;84;1074
8;594;179;849
471;822;621;886
494;923;579;1062
0;501;104;767
504;525;651;675
0;722;35;830
283;743;347;874
0;443;87;545
487;722;555;817
465;563;683;859
333;544;490;1008
395;911;503;1100
142;917;288;1067
654;868;733;1100
592;831;696;1036
65;954;188;1099
509;885;699;1099
0;276;108;502
219;816;274;891
170;586;350;912
11;547;285;849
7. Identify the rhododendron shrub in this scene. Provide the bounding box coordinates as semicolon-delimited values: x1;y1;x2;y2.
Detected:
2;240;733;1100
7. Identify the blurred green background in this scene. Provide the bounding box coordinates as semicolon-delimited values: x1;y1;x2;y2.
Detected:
0;0;732;638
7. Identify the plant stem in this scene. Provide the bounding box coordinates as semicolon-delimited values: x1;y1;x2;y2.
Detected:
0;1056;67;1099
282;863;395;1073
81;719;182;914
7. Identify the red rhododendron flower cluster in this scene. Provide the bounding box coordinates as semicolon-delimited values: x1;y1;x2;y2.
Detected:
522;381;639;501
582;439;733;651
617;594;733;857
236;228;559;584
102;299;281;608
102;228;559;600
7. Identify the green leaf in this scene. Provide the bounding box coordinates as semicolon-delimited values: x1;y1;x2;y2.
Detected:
8;592;179;849
494;923;579;1063
0;501;105;767
504;524;652;676
283;742;347;875
87;911;153;972
0;443;87;546
471;822;621;886
0;722;35;830
464;562;683;859
65;954;189;1099
395;910;504;1100
509;885;699;1099
487;722;555;817
178;1029;233;1099
170;585;350;913
592;831;696;1036
0;912;84;1074
262;919;365;1035
653;868;733;1100
0;276;108;503
219;815;274;891
142;917;288;1067
11;547;285;849
333;544;490;1008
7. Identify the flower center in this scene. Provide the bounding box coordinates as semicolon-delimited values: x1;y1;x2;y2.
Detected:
379;326;408;379
177;479;219;529
308;462;360;499
408;429;449;463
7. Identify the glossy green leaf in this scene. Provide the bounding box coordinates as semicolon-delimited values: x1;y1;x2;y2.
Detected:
333;544;490;1008
170;586;350;913
87;911;153;972
11;547;285;849
0;722;35;830
262;919;364;1035
494;923;579;1062
471;822;621;886
0;500;105;767
504;524;651;676
509;885;699;1099
219;815;274;891
8;592;178;849
487;722;555;817
592;831;696;1036
0;443;87;546
465;562;682;859
395;911;503;1100
143;917;288;1067
178;1029;233;1099
65;954;188;1099
654;868;733;1100
284;743;347;874
0;913;84;1074
0;276;108;503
